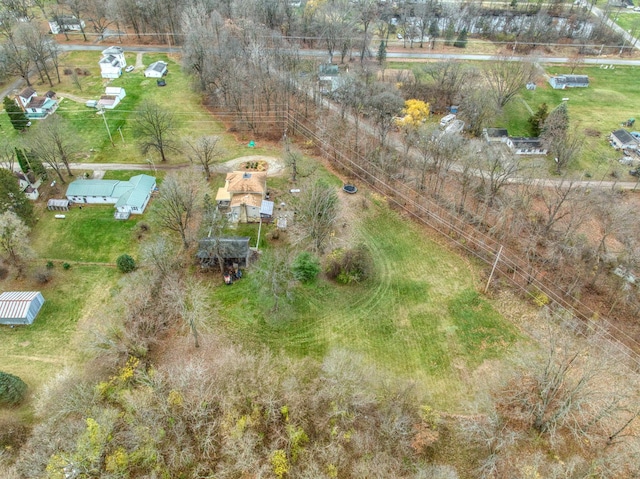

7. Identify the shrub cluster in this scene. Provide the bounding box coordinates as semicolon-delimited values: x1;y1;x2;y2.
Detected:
325;244;373;284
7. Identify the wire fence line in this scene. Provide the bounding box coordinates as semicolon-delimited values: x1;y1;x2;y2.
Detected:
283;109;640;370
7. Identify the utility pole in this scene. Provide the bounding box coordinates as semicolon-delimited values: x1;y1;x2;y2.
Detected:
99;107;114;147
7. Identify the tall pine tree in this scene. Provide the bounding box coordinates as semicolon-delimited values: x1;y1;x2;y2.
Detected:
3;96;29;131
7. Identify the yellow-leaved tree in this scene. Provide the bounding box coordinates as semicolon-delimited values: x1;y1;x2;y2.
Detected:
396;99;430;128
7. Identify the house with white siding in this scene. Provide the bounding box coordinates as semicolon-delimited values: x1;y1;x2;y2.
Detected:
99;46;126;79
66;174;156;219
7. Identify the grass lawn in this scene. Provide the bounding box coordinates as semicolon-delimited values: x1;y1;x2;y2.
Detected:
31;204;143;263
213;198;519;407
0;265;119;395
612;12;640;35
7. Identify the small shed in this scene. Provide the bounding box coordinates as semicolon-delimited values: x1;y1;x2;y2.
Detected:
197;236;251;268
610;129;638;150
48;199;69;211
260;199;274;222
0;292;45;325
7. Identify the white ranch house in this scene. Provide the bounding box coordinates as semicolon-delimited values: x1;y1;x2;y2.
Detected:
99;46;126;79
144;61;168;78
0;292;45;325
66;174;156;220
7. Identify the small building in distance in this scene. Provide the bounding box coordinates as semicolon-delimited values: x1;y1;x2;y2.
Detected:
48;16;85;34
97;87;126;110
0;292;45;325
548;74;589;89
15;171;41;200
144;61;168;78
99;46;126;79
610;129;639;150
506;137;548;155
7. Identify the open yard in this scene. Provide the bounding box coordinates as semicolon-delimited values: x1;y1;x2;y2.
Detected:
213;197;519;408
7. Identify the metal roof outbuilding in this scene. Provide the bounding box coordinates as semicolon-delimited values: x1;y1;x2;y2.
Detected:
0;292;45;325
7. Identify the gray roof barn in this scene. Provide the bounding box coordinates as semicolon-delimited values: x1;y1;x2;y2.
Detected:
0;292;45;325
548;75;589;89
610;129;638;149
197;237;251;267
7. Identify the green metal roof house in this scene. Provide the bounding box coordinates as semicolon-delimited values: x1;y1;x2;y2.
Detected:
0;292;45;325
66;174;156;219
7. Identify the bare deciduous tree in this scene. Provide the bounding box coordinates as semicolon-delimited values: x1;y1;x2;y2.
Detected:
482;57;536;109
296;180;339;253
135;100;179;162
26;114;78;183
0;211;32;269
184;135;224;181
152;171;204;249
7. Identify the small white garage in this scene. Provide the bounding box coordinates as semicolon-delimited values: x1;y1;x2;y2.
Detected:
144;61;168;78
0;292;45;325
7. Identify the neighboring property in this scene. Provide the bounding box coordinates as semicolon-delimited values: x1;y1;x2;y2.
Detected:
99;46;126;79
16;88;58;119
15;171;41;200
65;174;156;220
483;128;509;144
97;87;126;110
506;137;548;155
610;129;639;150
196;236;252;269
144;61;168;78
548;74;589;89
215;171;267;223
318;63;342;94
48;16;85;34
0;292;45;325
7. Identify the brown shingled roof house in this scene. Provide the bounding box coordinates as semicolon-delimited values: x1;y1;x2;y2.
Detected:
216;171;267;223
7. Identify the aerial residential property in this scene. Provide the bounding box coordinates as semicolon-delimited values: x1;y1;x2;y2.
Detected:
97;87;126;110
99;46;127;79
65;174;156;220
144;61;168;78
48;16;85;34
16;88;58;119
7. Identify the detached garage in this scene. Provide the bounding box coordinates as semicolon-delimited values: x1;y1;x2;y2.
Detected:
0;292;45;325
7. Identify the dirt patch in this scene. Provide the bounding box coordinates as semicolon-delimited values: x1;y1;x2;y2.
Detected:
215;155;286;176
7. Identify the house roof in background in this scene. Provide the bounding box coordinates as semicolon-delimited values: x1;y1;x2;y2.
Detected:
102;46;124;55
146;61;167;73
225;171;267;194
19;87;35;99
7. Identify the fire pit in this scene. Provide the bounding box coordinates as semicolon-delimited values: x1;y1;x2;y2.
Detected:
343;184;358;194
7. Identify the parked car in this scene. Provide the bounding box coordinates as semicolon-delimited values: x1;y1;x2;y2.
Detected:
85;100;98;108
125;65;134;73
157;79;166;87
629;168;640;177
